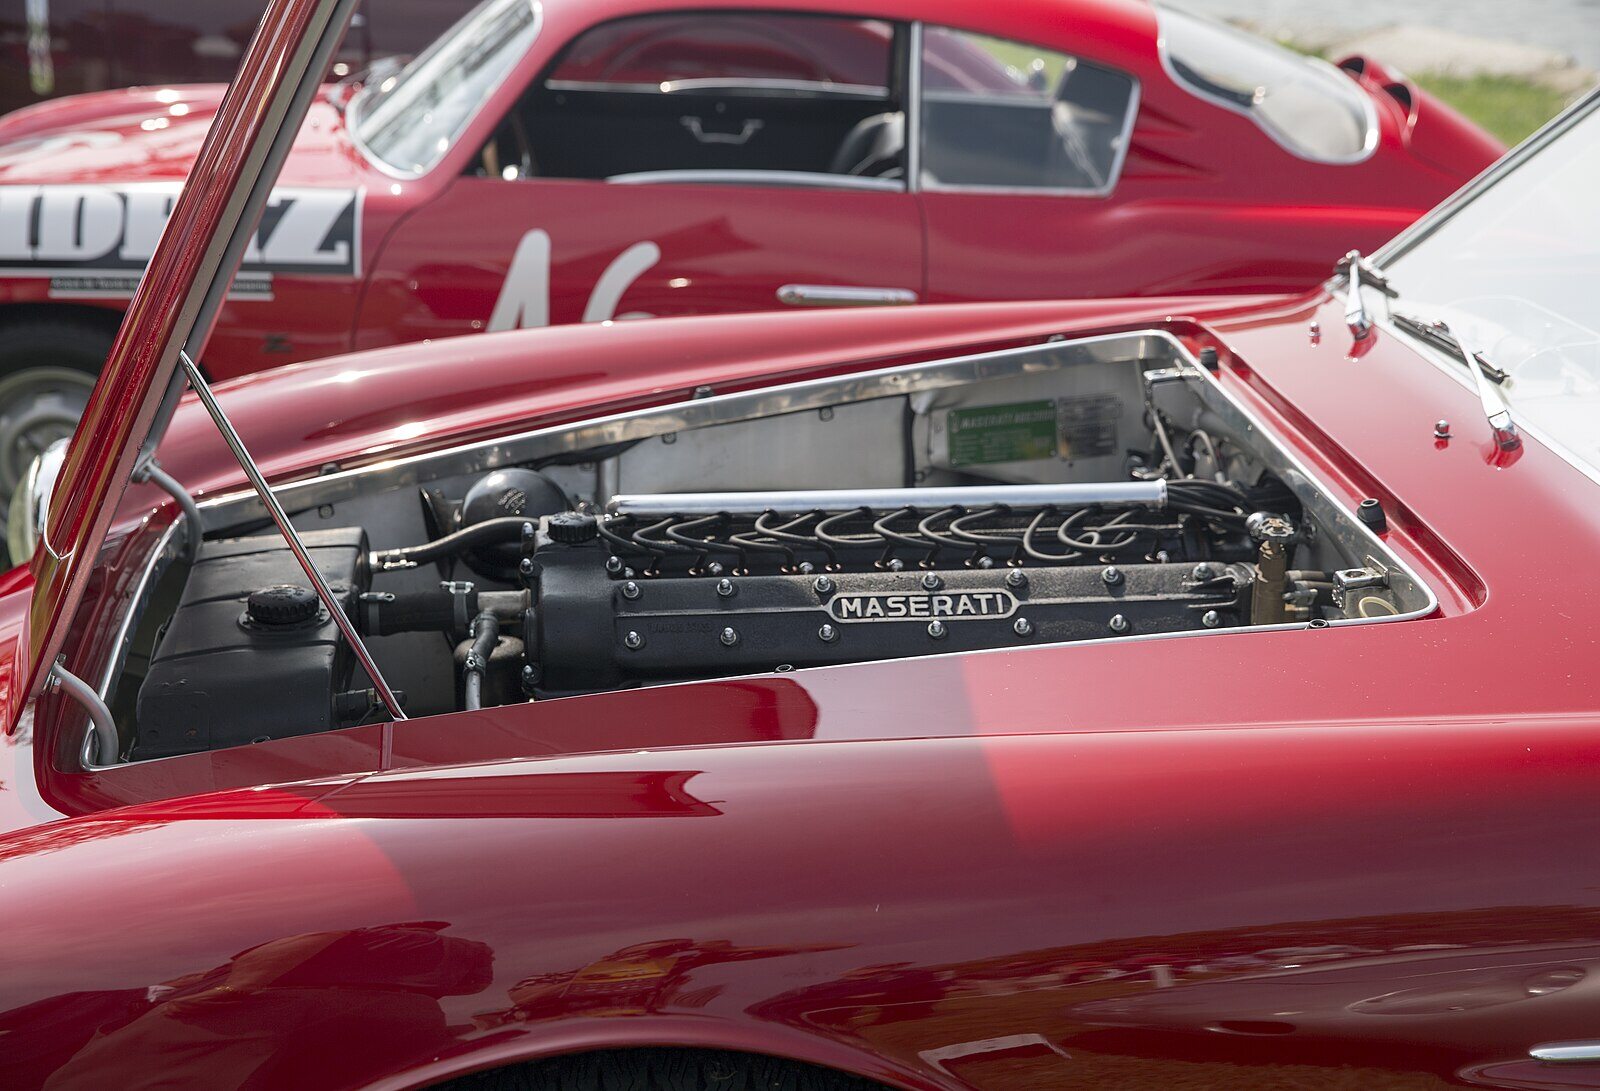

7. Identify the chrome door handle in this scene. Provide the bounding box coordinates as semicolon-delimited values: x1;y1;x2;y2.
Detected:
680;116;764;145
1533;1042;1600;1064
776;284;918;308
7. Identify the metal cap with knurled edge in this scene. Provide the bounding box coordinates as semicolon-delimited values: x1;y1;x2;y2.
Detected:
246;584;320;626
546;512;598;544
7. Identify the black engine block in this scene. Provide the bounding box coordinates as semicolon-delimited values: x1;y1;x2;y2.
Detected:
526;508;1254;694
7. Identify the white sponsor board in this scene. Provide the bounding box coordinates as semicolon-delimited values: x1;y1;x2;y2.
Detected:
0;183;362;299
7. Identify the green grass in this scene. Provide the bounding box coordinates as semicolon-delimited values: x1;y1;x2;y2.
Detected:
1276;36;1571;147
1410;72;1572;145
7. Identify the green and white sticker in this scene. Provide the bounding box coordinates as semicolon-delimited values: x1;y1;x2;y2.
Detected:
948;400;1058;466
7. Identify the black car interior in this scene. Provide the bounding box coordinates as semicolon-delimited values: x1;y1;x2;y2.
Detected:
472;15;1134;191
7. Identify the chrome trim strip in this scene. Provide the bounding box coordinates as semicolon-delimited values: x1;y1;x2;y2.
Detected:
200;333;1172;521
547;77;889;97
607;169;904;192
906;21;924;193
1532;1041;1600;1065
776;284;917;307
95;521;181;704
608;481;1166;516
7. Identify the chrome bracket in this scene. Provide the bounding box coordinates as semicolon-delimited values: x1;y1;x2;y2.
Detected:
49;660;120;769
132;455;202;564
1336;250;1394;341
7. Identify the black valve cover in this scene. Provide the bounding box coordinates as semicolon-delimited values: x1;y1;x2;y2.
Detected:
528;523;1250;695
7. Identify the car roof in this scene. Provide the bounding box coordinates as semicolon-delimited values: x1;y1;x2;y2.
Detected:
535;0;1162;68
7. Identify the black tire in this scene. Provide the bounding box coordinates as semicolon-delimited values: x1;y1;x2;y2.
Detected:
0;319;112;508
429;1049;892;1091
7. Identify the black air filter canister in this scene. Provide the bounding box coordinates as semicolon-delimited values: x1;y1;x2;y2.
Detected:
457;468;568;581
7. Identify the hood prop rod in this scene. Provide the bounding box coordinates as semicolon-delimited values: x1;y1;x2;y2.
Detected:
178;350;407;721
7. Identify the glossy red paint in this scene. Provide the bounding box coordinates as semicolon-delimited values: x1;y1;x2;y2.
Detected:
0;0;1499;384
5;723;1600;1091
3;280;1600;1083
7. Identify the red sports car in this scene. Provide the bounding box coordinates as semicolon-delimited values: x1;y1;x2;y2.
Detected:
0;0;1502;499
0;0;1596;1086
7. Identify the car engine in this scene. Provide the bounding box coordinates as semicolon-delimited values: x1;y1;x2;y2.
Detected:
122;333;1427;760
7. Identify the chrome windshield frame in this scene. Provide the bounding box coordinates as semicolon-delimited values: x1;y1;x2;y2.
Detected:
1374;86;1600;267
347;0;545;180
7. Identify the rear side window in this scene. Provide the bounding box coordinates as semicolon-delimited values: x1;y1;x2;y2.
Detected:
519;14;902;183
919;27;1137;193
1156;4;1375;163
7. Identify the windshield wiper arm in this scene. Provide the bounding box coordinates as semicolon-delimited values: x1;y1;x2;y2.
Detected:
1336;250;1396;341
1393;316;1521;451
1458;335;1522;452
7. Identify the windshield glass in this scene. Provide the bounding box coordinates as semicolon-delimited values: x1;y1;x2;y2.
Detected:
1155;4;1374;162
1384;98;1600;474
353;0;541;175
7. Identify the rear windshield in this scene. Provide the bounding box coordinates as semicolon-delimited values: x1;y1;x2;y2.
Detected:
1155;4;1374;163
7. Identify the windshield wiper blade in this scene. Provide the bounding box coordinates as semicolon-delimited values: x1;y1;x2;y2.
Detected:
1336;250;1396;341
1391;312;1510;383
1393;316;1521;451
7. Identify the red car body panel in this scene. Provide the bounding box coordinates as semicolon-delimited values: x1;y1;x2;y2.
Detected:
0;0;1500;382
2;283;1599;1086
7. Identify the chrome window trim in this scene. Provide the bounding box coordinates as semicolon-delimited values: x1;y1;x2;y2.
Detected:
905;21;924;193
607;169;904;192
913;25;1141;198
1153;6;1378;166
347;0;544;180
546;76;890;98
95;521;181;702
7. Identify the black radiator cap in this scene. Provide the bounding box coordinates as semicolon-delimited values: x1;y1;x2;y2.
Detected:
246;584;320;626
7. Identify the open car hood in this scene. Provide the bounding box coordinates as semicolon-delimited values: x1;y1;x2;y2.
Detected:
7;0;362;734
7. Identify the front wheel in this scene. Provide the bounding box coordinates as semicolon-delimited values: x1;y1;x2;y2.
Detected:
0;320;111;510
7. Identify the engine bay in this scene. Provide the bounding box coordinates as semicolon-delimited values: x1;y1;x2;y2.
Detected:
109;332;1433;761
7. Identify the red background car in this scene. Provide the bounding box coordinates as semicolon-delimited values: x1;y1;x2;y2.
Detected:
0;0;1502;499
